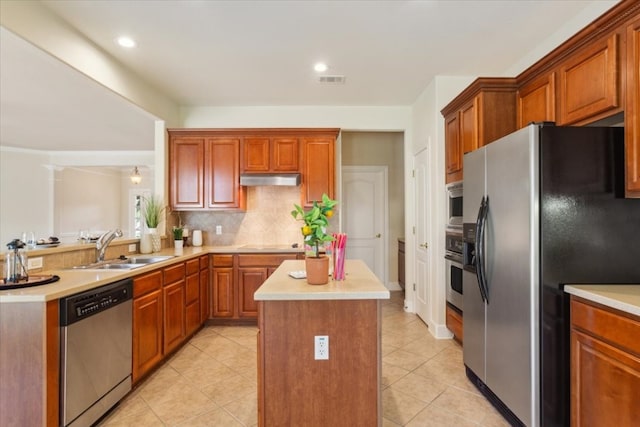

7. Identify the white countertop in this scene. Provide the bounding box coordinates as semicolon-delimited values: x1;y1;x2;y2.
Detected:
565;284;640;317
254;259;390;301
0;244;303;303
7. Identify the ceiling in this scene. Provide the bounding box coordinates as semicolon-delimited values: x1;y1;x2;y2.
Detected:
0;1;616;152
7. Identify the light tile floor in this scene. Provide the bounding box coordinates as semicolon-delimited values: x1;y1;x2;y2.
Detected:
99;292;509;426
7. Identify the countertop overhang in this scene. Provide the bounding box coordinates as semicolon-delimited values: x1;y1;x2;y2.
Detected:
565;284;640;317
254;259;390;301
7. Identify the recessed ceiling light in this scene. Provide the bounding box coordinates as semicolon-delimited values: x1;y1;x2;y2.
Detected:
314;62;328;73
117;36;136;48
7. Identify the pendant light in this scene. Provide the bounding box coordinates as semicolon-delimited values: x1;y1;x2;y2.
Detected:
130;166;142;184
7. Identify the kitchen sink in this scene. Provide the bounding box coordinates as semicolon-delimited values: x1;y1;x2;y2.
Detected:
71;255;175;270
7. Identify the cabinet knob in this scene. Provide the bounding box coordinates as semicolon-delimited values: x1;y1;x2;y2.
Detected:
419;243;428;248
376;233;381;238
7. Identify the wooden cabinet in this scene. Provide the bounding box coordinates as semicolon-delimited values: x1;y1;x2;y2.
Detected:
210;253;300;322
185;258;201;336
626;17;640;197
199;255;209;323
132;270;163;383
301;136;336;206
570;297;640;427
169;131;245;211
445;302;463;343
441;78;518;183
558;33;621;125
242;137;300;173
163;264;186;354
517;72;556;127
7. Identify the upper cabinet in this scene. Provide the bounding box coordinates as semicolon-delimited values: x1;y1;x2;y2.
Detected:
445;1;640;197
626;17;640;197
241;137;300;173
301;135;336;206
169;130;245;211
517;72;556;127
557;33;620;125
169;128;339;209
441;79;518;183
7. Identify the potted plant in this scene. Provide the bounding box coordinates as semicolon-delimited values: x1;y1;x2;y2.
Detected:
172;226;184;252
142;195;165;253
291;193;337;285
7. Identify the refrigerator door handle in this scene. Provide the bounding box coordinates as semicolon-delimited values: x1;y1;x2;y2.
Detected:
478;196;490;303
475;197;488;303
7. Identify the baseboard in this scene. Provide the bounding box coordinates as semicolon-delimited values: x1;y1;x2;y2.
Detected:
432;323;454;339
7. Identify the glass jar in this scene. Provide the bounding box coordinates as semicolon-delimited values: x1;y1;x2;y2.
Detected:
4;239;28;283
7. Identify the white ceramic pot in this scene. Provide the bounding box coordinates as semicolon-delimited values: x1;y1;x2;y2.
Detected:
140;233;153;254
148;228;161;252
174;239;183;254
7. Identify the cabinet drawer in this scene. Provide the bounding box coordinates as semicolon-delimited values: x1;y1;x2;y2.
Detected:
571;297;640;355
445;303;463;343
200;255;209;270
186;258;199;275
212;254;234;267
238;254;298;267
133;270;162;298
164;263;185;285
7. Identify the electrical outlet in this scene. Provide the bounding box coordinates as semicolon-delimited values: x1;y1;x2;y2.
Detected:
128;244;136;252
216;225;222;235
28;257;43;270
314;335;329;360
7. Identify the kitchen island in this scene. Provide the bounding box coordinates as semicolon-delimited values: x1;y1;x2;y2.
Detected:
254;259;390;427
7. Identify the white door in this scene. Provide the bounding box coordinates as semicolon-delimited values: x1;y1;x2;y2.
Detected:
342;166;387;285
414;148;430;322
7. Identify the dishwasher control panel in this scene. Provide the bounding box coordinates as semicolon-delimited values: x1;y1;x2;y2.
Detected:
60;278;132;326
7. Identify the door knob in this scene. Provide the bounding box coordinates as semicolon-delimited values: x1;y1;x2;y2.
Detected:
376;233;381;238
419;243;428;248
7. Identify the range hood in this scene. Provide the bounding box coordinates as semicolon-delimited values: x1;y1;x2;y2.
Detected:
240;173;301;186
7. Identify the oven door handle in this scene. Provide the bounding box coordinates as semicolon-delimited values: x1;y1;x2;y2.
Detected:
444;254;463;264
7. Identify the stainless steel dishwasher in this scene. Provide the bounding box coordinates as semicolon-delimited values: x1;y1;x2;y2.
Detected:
60;278;133;427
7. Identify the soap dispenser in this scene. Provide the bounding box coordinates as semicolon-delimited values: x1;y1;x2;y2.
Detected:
4;239;28;283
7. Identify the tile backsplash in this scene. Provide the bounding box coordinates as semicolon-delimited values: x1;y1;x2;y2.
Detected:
181;186;311;247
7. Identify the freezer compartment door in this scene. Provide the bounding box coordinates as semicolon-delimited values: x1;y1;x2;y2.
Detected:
462;269;485;379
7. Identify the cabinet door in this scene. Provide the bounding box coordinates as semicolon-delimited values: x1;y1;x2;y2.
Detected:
170;137;205;209
242;137;270;172
558;33;620;125
444;112;463;184
163;280;185;354
238;267;267;318
460;97;478;153
518;72;556;128
205;138;245;210
571;329;640;426
626;18;640;197
185;272;200;336
132;289;163;383
272;138;300;172
211;267;234;318
301;137;335;206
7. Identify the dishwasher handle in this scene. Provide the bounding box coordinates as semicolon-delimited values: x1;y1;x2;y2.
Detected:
60;278;133;326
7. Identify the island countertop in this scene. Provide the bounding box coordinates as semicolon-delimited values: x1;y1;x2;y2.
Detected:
254;259;390;301
564;284;640;317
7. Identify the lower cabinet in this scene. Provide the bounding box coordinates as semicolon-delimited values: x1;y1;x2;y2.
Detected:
210;253;301;322
132;271;164;383
132;256;208;384
570;297;640;426
445;302;463;343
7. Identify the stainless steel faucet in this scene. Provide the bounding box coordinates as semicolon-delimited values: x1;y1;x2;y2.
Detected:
96;229;123;262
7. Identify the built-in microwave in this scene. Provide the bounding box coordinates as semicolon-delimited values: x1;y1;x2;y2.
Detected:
446;181;463;229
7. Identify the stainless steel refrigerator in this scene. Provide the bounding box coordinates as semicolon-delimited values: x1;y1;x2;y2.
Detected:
462;123;640;427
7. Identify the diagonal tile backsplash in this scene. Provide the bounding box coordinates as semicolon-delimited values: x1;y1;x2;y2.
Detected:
181;187;312;247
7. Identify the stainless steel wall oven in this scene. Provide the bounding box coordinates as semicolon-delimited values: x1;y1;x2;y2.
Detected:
445;231;463;311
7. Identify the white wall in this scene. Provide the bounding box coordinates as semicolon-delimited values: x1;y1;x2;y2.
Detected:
0;147;53;245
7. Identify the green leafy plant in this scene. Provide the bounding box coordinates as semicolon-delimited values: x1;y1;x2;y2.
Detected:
172;226;183;240
291;194;337;258
143;195;165;229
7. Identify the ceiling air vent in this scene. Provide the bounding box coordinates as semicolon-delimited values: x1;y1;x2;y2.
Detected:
318;75;346;84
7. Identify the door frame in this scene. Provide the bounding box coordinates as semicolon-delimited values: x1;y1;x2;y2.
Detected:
341;165;389;287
